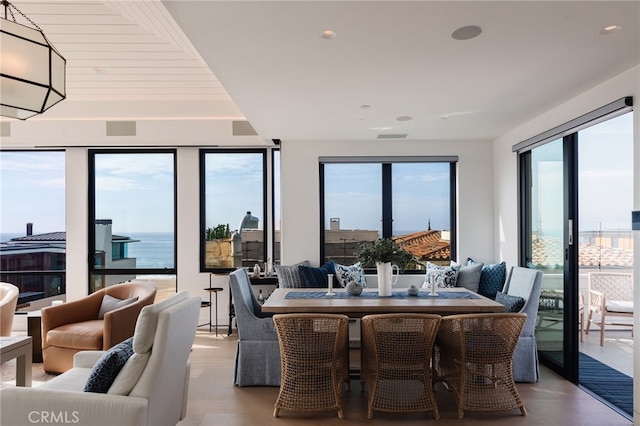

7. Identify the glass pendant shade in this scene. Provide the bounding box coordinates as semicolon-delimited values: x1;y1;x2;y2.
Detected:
0;17;66;120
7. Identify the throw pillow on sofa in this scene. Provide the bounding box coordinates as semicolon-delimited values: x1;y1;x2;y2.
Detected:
334;262;367;288
453;261;484;293
274;260;311;288
422;261;460;288
299;261;337;288
468;258;506;300
84;337;134;393
495;291;525;312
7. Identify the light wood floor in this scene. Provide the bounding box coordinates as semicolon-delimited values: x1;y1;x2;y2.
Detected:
180;329;632;426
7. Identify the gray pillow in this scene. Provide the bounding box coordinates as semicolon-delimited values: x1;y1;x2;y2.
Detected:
274;260;311;288
456;262;484;293
98;294;139;320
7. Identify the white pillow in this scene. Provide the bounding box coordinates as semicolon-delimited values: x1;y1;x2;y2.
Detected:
98;294;139;320
422;261;460;288
107;352;151;395
334;262;367;288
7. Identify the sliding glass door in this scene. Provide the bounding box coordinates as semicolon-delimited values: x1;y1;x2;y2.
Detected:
518;101;633;417
521;138;574;374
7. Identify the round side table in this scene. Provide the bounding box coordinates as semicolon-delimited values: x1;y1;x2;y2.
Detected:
199;286;223;335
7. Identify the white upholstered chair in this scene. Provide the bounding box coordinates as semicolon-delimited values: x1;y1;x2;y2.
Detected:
0;292;200;426
0;282;19;336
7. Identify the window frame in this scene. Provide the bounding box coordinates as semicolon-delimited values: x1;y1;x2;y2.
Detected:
319;156;458;273
199;148;269;273
88;149;178;291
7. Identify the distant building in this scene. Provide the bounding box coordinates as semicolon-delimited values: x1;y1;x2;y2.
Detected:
0;220;138;303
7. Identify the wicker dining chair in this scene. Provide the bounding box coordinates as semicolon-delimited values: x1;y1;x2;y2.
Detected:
434;313;527;419
272;313;350;418
361;313;442;420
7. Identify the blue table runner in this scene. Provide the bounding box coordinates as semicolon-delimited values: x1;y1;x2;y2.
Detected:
284;290;480;300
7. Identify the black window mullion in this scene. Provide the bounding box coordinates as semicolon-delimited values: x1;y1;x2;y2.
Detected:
381;163;392;239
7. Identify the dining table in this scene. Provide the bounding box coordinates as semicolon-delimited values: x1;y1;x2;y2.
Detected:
261;287;506;317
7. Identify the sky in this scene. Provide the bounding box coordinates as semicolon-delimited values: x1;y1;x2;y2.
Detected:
0;111;634;237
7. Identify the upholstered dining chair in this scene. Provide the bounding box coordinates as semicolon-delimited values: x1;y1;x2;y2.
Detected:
229;268;281;386
360;313;441;419
434;313;527;419
0;282;19;336
272;313;350;419
501;266;543;382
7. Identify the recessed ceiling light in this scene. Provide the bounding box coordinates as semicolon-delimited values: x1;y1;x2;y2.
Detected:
360;104;371;109
451;25;482;41
601;25;622;35
320;29;337;39
396;116;413;122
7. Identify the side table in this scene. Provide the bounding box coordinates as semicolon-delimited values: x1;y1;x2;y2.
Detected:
26;310;43;363
199;286;223;335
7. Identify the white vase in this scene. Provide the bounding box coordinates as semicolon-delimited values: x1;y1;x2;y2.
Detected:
376;262;399;297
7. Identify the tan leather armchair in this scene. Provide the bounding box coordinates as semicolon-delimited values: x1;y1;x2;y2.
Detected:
0;282;19;336
42;282;156;373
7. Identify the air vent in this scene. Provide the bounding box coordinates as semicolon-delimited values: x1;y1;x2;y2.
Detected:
106;121;136;136
232;120;257;136
0;122;10;137
377;133;408;139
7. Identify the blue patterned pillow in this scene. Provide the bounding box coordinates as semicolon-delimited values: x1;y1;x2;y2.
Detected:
84;337;134;393
495;291;525;312
274;260;311;288
334;262;367;288
468;258;506;300
299;261;337;288
422;262;460;288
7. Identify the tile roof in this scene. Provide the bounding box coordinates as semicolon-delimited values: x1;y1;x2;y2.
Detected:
393;230;451;261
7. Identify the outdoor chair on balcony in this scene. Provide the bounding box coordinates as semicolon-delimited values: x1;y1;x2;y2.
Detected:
586;272;634;346
360;313;441;419
434;313;527;419
272;313;350;419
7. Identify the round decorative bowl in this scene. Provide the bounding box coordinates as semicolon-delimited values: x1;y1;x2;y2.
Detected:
345;281;363;296
407;285;419;296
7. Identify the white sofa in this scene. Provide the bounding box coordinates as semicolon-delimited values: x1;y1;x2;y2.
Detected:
0;292;200;426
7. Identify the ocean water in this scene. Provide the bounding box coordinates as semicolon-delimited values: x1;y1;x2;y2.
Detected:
1;232;175;270
125;232;175;268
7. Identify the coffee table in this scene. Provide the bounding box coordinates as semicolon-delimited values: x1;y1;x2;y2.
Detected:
0;336;33;386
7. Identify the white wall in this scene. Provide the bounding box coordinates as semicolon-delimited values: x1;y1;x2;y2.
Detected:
278;138;496;284
493;65;640;425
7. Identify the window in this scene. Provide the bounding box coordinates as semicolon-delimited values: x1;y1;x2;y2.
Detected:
200;149;267;271
0;150;66;302
89;150;176;293
320;157;457;270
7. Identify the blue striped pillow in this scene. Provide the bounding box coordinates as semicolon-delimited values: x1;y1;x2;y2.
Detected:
299;261;337;288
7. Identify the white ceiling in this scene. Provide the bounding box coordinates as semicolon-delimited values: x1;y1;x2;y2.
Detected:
6;1;640;143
